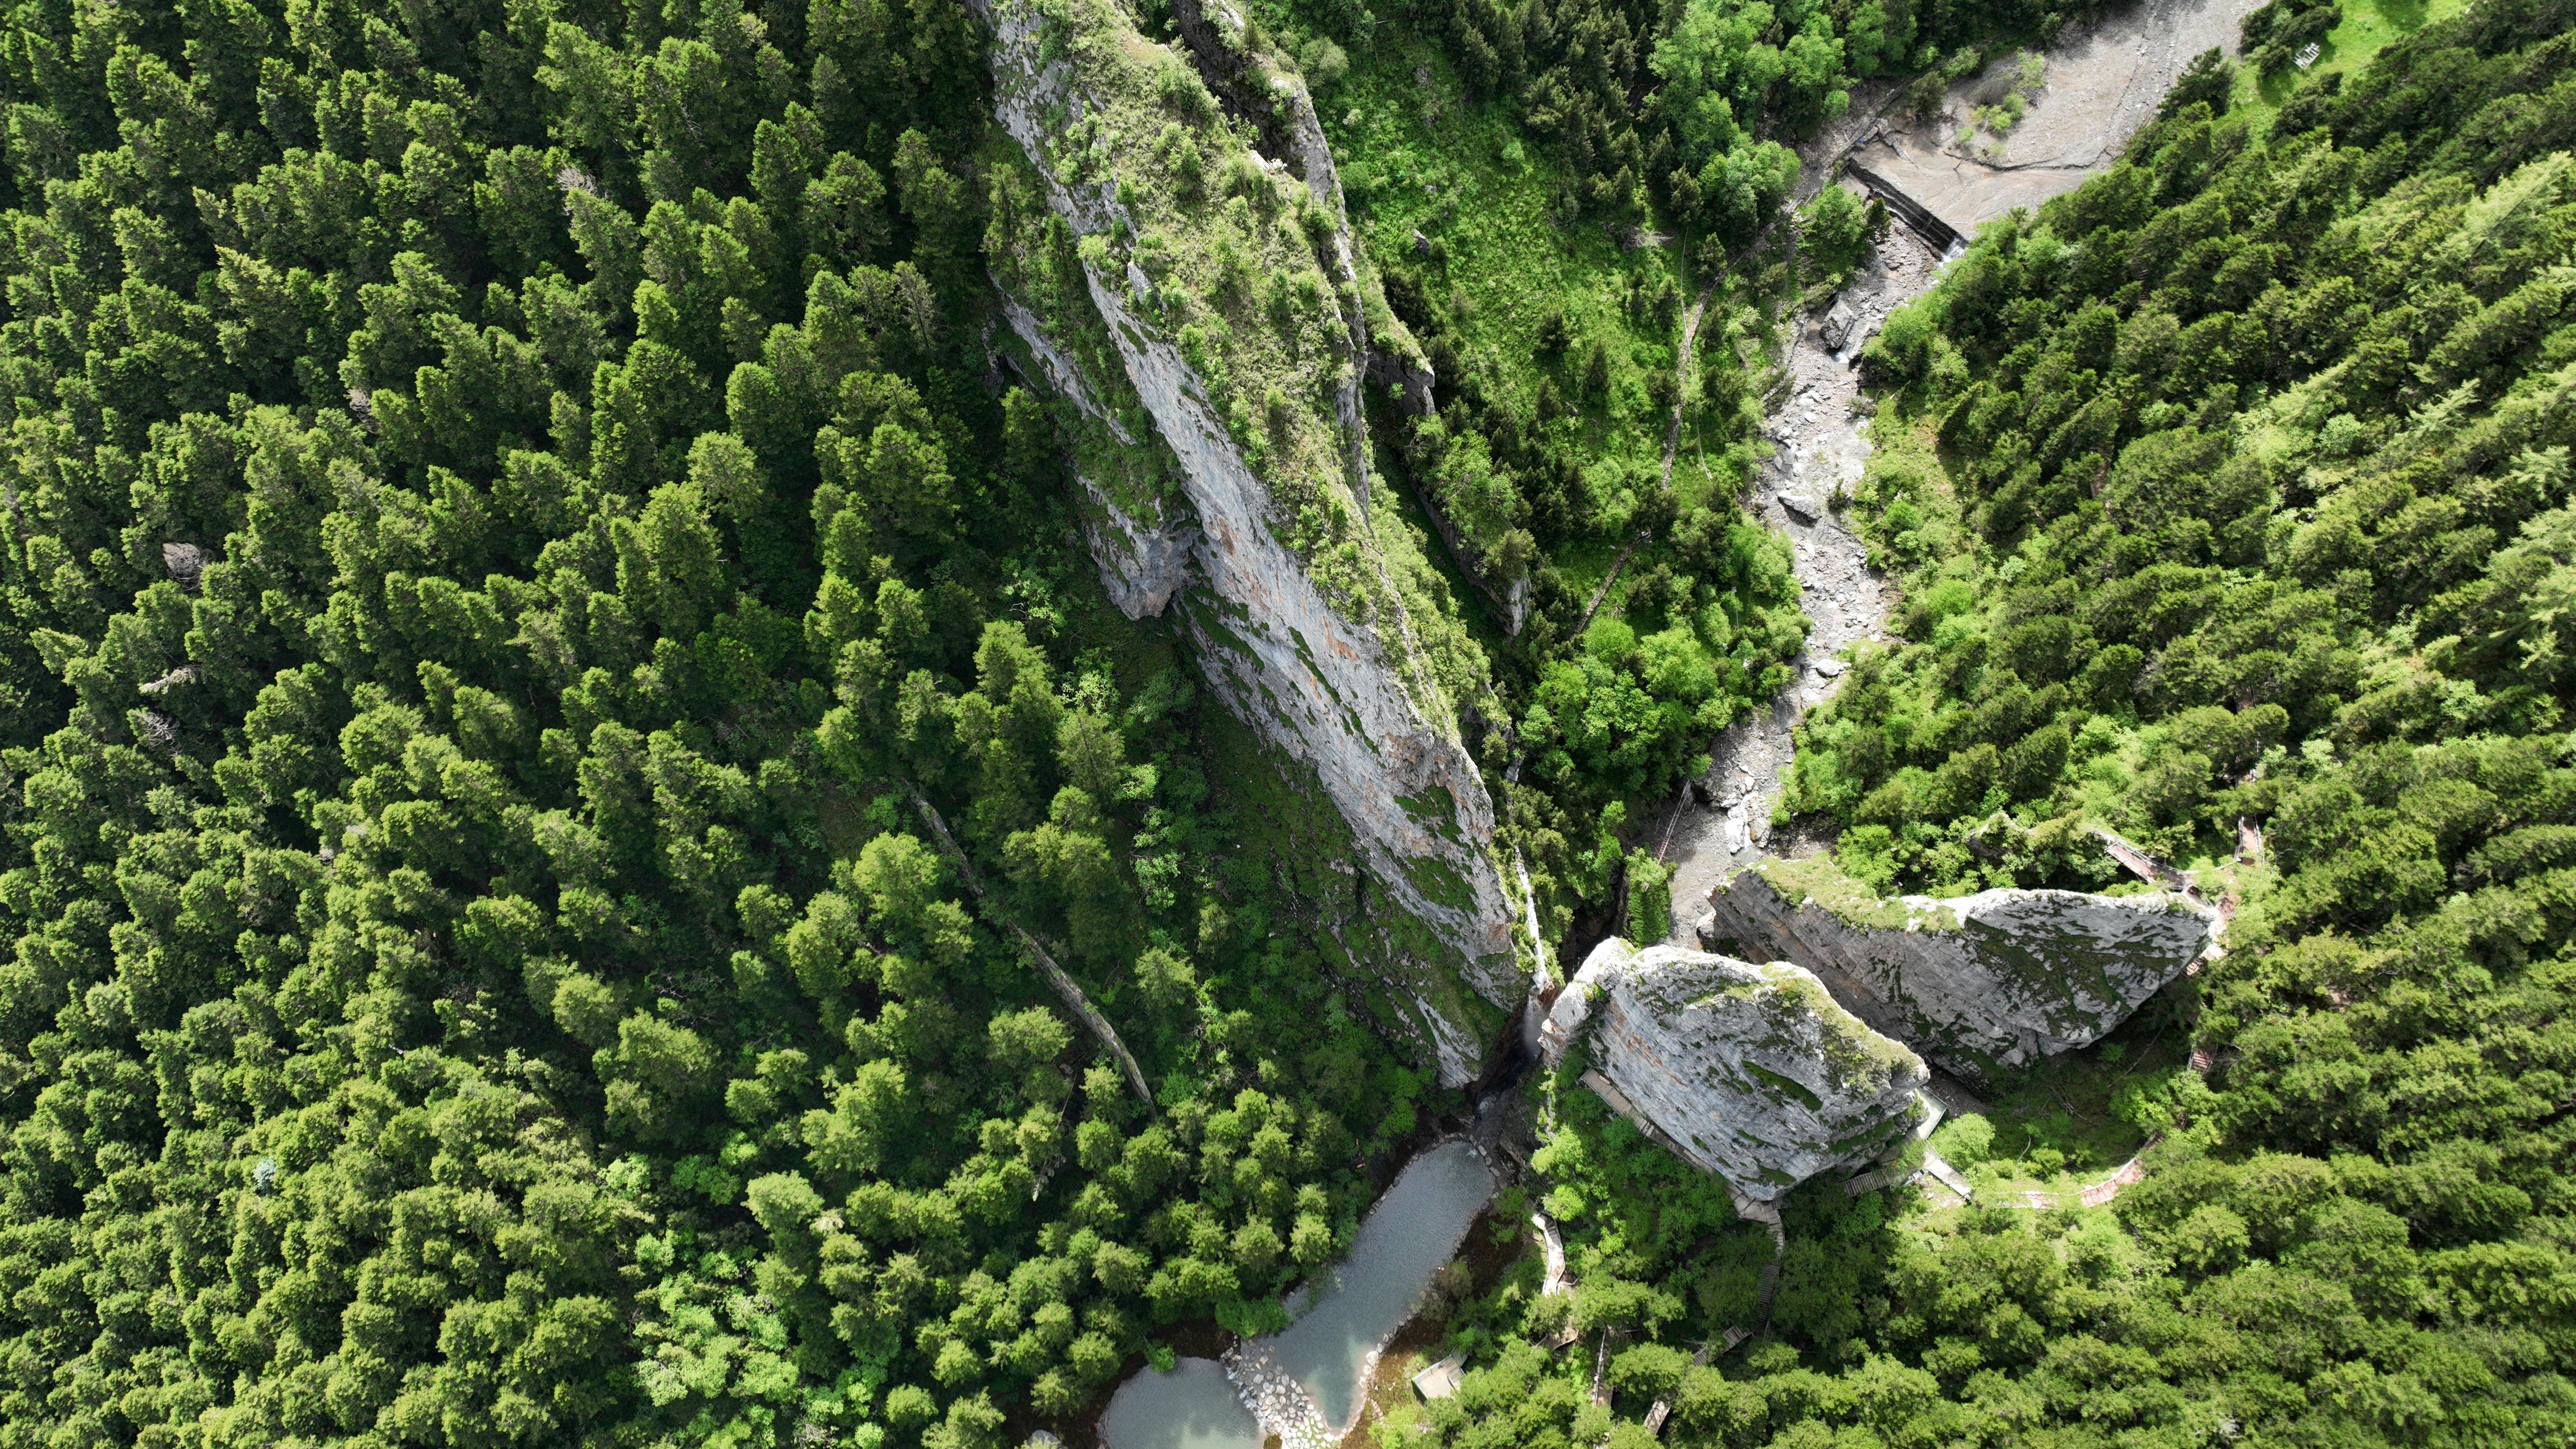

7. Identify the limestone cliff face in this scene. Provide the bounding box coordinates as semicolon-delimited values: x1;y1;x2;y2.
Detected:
1169;0;1379;506
995;299;1196;619
1699;857;2218;1079
981;0;1523;1081
1538;939;1928;1201
1166;15;1532;635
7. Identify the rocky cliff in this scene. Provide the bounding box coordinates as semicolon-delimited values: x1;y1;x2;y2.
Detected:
1538;939;1928;1201
994;297;1197;618
979;0;1524;1081
1699;857;2219;1079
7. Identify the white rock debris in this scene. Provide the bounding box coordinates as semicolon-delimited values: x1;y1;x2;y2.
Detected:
1222;1343;1333;1449
1659;220;1936;933
1660;0;2260;938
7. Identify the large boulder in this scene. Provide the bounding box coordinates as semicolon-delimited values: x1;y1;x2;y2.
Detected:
1700;857;2218;1079
1537;939;1929;1202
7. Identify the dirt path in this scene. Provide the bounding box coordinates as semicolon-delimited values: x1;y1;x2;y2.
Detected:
1853;0;2267;229
1663;294;1708;485
1652;0;2265;939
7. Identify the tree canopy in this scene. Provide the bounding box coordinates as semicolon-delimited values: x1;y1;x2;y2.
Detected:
0;2;1446;1446
7;0;2572;1443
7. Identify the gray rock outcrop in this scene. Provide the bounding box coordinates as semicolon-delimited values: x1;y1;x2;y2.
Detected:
1537;938;1929;1202
1162;0;1437;424
980;0;1524;1081
1699;857;2218;1079
161;542;208;592
996;299;1197;619
1071;470;1196;620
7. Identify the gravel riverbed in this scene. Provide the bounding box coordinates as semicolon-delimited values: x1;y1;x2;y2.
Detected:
1655;0;2268;935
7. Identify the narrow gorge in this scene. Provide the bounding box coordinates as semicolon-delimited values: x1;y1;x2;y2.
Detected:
980;0;2269;1190
2;0;2555;1438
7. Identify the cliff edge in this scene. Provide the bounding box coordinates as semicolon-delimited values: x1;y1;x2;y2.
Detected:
1700;856;2218;1079
979;0;1524;1080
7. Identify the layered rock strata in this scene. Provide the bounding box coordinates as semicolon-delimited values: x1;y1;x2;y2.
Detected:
980;0;1523;1080
1538;938;1929;1201
1700;857;2219;1079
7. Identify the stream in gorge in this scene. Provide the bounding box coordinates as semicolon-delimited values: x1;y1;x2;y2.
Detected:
1659;0;2268;934
1093;3;2267;1441
1096;1140;1499;1449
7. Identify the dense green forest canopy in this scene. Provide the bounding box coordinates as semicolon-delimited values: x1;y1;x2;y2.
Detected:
3;0;2574;1443
1400;1;2576;1446
0;1;1469;1446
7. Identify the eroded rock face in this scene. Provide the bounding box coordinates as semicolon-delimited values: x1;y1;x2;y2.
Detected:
1700;857;2218;1079
996;299;1196;619
1070;469;1195;619
981;0;1523;1081
1539;939;1928;1201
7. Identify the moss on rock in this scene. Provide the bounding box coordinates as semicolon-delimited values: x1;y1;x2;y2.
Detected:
1537;939;1929;1201
1703;856;2217;1080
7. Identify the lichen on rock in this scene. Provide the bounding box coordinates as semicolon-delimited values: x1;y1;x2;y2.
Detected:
1699;856;2219;1080
1538;938;1928;1201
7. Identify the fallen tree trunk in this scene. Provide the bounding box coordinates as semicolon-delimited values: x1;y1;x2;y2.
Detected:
904;787;1159;1115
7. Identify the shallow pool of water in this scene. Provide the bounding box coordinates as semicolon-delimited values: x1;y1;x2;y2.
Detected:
1269;1140;1498;1429
1096;1139;1499;1446
1096;1357;1262;1449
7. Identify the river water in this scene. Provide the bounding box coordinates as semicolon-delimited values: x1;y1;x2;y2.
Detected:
1098;1139;1500;1447
1095;1357;1262;1449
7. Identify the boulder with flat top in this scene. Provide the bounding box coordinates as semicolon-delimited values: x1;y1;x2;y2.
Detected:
1699;856;2218;1080
1538;938;1929;1202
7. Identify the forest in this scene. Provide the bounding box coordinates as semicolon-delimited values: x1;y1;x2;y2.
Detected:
0;0;2571;1444
1397;0;2576;1445
0;1;1468;1445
